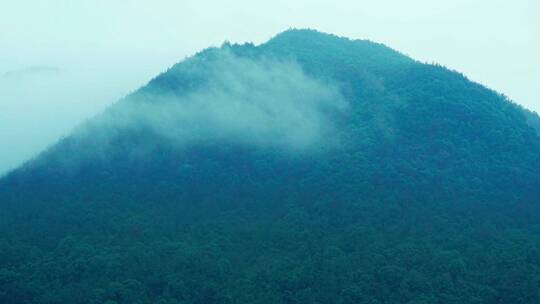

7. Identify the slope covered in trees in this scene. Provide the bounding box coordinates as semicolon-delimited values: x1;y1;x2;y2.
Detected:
1;29;540;303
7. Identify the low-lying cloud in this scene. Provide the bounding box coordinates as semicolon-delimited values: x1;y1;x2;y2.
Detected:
76;50;348;155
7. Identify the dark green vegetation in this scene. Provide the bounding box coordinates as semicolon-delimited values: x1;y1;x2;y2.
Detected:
1;29;540;303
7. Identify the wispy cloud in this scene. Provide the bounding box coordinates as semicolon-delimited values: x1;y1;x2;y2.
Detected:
68;49;348;162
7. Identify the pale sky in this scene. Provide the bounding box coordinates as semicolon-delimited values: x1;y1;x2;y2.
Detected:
0;0;539;175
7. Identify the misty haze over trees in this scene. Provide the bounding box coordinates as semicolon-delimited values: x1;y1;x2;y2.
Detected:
1;29;540;303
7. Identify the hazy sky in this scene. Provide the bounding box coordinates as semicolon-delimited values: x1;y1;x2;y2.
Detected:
1;0;539;175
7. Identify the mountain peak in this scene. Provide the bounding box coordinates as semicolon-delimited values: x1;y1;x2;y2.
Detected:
266;28;358;49
271;28;338;39
261;28;414;69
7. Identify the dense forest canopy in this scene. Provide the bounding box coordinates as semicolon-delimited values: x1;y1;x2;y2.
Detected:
1;29;540;303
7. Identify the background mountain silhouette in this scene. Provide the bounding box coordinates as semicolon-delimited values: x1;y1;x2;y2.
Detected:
1;29;540;304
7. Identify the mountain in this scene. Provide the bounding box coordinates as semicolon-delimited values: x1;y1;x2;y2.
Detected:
1;29;540;304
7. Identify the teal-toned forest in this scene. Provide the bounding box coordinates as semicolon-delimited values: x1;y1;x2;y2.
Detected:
1;30;540;303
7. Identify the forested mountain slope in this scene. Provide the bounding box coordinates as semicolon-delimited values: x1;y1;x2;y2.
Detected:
1;29;540;304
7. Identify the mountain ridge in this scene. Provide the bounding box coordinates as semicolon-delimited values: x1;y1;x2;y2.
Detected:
4;28;539;179
3;28;540;222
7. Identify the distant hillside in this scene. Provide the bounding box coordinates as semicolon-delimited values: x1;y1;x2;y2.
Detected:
1;29;539;304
